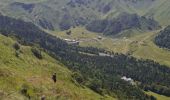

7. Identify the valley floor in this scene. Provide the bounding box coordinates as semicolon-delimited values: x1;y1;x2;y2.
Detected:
50;27;170;67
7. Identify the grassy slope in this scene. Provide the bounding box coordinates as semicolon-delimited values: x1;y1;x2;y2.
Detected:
146;0;170;26
130;30;170;67
0;34;115;100
146;91;170;100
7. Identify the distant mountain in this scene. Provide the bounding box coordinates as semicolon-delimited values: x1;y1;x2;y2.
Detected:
0;0;169;31
86;12;160;35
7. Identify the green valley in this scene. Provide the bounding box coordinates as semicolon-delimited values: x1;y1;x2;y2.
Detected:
0;0;170;100
51;27;170;67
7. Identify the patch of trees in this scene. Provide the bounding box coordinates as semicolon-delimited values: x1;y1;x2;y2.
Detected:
59;14;73;31
155;26;170;49
142;84;170;96
124;0;156;4
72;72;84;84
0;14;169;100
38;18;54;30
13;42;20;50
13;42;21;57
20;84;31;99
86;13;160;35
102;4;111;13
11;2;35;13
59;21;71;31
59;16;88;30
67;0;91;7
31;48;43;59
66;30;72;35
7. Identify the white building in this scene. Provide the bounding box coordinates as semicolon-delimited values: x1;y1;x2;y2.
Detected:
121;76;135;85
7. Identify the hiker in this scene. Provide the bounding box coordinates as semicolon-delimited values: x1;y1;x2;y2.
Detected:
52;73;57;83
41;95;46;100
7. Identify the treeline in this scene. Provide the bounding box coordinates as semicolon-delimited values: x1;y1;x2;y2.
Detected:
155;25;170;49
0;15;170;99
86;12;160;35
142;84;170;97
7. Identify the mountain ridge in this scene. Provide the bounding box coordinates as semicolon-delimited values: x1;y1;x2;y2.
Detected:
0;0;169;31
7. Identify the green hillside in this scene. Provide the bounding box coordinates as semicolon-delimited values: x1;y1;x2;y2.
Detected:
146;91;170;100
86;12;160;35
0;0;170;99
0;34;114;100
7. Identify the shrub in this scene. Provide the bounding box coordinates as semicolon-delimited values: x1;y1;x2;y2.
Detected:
13;42;20;50
20;84;31;99
72;72;84;84
31;48;43;59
